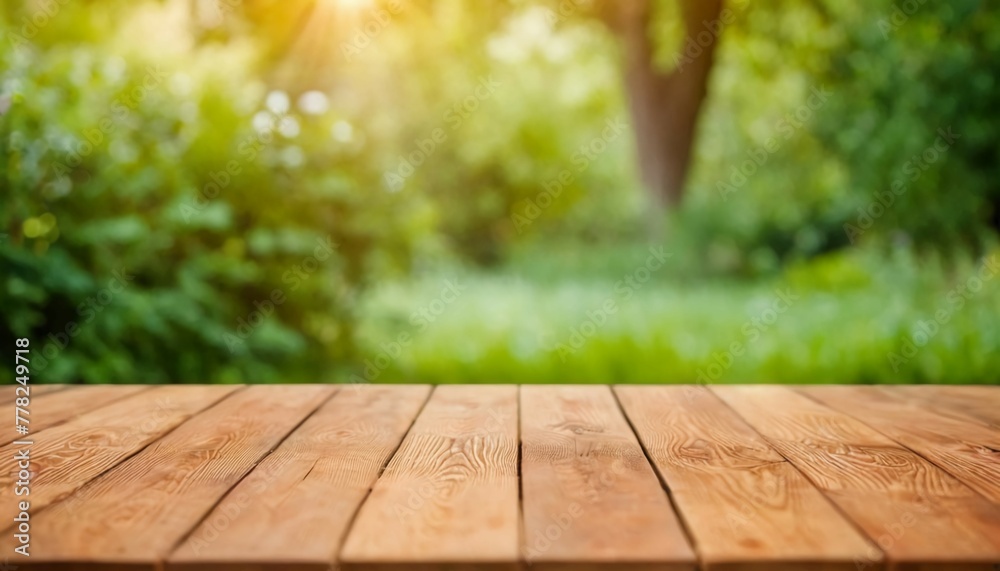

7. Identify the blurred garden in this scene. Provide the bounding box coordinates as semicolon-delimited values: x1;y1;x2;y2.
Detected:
1;0;999;384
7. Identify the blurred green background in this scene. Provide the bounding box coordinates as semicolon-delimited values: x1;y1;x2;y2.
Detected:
1;0;998;384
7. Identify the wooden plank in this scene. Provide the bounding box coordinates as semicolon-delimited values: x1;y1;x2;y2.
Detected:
799;386;1000;505
31;384;71;396
713;385;1000;571
2;384;68;404
340;385;520;571
615;385;878;571
0;384;240;530
2;384;334;571
2;385;151;445
894;386;1000;428
520;385;694;571
168;384;432;571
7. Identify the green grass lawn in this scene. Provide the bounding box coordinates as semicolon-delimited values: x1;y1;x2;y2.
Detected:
354;243;1000;384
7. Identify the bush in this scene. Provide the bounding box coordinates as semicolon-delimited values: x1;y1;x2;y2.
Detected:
0;4;424;382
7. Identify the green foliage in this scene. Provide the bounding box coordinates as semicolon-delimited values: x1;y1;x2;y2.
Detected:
809;0;1000;251
1;0;998;384
361;2;641;262
680;0;1000;273
1;1;424;382
358;244;1000;383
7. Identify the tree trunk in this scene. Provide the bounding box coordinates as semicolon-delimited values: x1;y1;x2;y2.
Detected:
607;0;725;211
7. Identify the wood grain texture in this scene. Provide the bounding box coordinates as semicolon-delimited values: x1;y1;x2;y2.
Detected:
32;385;70;395
2;385;150;445
1;384;996;571
34;384;69;391
799;385;1000;505
713;385;1000;571
340;385;520;571
0;384;239;533
615;385;878;571
894;386;1000;428
2;384;68;404
7;384;334;571
167;384;432;571
520;385;694;571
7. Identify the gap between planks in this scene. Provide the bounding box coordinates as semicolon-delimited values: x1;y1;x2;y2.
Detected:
5;384;998;571
713;385;1000;571
616;385;880;571
167;384;433;571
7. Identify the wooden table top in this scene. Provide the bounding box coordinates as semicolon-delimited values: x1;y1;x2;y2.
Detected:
2;384;999;571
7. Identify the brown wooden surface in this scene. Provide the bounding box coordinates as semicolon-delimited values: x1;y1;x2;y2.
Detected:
895;385;1000;427
713;385;1000;571
521;385;694;571
30;384;71;396
11;385;333;571
1;384;998;571
2;384;69;404
168;384;431;571
799;386;1000;506
2;385;150;445
0;384;240;534
340;385;521;571
616;386;879;571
